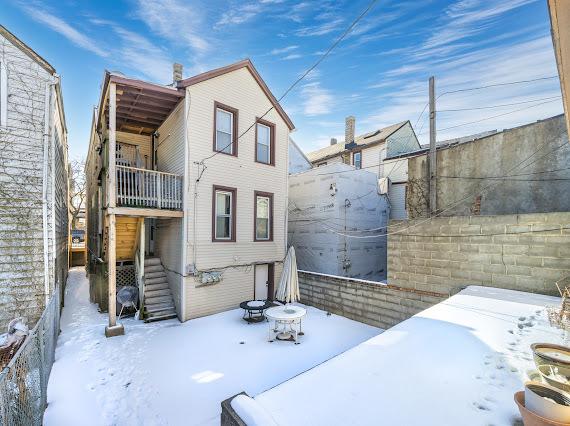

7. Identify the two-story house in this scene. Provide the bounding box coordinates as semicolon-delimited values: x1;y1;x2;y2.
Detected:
86;59;294;336
306;116;421;219
0;25;69;329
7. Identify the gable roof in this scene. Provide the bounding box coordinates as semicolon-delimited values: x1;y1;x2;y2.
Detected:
0;25;56;75
306;121;408;163
177;59;295;130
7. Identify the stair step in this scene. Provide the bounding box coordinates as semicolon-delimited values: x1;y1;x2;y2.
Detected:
144;257;162;266
146;271;166;280
144;265;164;274
144;303;176;314
144;312;177;323
145;276;168;285
145;283;169;292
145;295;174;305
145;289;171;298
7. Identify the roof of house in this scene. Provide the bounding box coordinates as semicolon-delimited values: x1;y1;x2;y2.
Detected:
306;121;408;163
177;59;294;130
0;25;56;75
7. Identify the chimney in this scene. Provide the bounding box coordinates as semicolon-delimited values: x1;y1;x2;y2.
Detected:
330;137;337;146
345;116;355;145
173;63;183;83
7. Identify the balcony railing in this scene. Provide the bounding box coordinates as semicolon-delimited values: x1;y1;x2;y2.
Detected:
116;165;183;210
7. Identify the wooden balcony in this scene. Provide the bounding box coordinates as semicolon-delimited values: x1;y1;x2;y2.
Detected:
114;166;183;217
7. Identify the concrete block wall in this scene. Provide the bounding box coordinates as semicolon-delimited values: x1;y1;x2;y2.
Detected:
299;271;446;330
388;212;570;296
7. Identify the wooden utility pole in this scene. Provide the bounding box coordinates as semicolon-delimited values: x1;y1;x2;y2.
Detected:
105;82;124;337
429;76;437;216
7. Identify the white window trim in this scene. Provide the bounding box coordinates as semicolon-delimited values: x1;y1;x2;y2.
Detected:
0;60;7;128
256;195;271;240
354;151;362;169
216;108;234;154
215;190;233;240
257;123;271;164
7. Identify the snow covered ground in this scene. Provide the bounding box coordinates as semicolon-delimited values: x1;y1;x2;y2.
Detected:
43;268;380;426
234;286;566;426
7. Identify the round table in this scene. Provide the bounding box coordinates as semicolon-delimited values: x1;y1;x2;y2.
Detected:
239;300;275;323
265;305;306;344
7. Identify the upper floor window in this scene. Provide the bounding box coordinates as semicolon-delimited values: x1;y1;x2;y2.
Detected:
255;119;275;165
213;185;236;242
353;151;362;169
214;102;238;156
254;191;273;241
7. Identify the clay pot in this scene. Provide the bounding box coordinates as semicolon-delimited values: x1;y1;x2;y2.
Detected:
525;381;570;423
514;391;570;426
532;343;570;369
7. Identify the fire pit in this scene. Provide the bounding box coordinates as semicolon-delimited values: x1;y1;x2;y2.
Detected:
239;300;276;323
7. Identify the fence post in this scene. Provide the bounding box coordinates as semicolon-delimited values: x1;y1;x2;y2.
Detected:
37;322;47;411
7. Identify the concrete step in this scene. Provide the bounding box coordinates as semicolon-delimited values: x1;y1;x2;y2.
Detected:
145;295;174;305
144;265;164;274
146;271;166;280
144;257;161;266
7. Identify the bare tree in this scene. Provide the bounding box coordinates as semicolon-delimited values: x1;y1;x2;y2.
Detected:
69;158;86;229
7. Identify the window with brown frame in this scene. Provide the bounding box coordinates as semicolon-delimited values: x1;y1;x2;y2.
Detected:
255;118;275;165
212;185;237;242
254;191;273;241
353;151;362;169
213;102;238;156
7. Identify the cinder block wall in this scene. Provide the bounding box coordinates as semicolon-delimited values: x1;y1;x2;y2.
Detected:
388;212;570;296
299;271;446;330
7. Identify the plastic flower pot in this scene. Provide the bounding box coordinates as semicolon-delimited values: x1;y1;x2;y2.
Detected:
524;381;570;424
539;365;570;394
514;391;570;426
532;343;570;370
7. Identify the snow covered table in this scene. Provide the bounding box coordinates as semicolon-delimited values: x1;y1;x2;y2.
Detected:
265;305;306;344
235;286;566;425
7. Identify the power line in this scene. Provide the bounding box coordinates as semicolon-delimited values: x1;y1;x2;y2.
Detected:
437;96;562;112
197;0;381;165
437;75;559;98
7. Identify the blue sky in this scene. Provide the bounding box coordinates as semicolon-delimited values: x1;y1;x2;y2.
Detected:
1;0;564;159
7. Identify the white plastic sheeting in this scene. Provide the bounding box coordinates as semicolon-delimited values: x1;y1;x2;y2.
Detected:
288;163;389;282
276;246;300;303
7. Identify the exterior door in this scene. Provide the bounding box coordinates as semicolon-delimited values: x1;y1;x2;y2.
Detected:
255;264;269;300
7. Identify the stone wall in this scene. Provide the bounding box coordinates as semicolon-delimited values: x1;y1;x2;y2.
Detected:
299;270;446;330
388;212;570;296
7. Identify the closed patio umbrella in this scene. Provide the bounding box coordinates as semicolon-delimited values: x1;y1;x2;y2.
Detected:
276;246;300;303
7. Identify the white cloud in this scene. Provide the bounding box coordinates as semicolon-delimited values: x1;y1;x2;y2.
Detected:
282;53;301;60
301;81;334;116
270;45;299;55
295;18;344;37
22;7;108;57
134;0;209;52
215;3;263;28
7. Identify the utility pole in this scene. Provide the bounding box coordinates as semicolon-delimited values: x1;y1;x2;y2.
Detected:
429;76;437;216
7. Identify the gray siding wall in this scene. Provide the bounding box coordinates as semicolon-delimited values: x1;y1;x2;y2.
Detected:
386;122;420;157
0;32;68;327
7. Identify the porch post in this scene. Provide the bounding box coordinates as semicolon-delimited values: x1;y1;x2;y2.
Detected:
139;218;145;311
105;82;124;337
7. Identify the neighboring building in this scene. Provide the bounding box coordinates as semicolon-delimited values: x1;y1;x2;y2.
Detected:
288;163;389;282
306;116;421;219
288;137;312;174
549;0;570;135
86;59;294;335
404;115;570;218
0;25;69;327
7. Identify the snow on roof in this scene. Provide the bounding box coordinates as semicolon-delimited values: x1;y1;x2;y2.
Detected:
306;121;408;163
235;286;564;426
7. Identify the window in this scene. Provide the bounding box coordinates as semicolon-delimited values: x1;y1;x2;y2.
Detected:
212;186;236;242
0;60;7;128
255;118;275;165
254;191;273;241
353;151;362;169
213;102;238;156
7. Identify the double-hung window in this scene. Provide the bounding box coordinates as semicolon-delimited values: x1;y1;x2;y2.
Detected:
255;119;275;165
254;191;273;241
353;151;362;169
213;186;236;242
214;102;238;156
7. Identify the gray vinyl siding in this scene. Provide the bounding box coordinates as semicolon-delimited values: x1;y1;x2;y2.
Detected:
0;31;68;328
386;122;420;157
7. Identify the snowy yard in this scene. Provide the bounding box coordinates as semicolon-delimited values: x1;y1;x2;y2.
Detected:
43;268;380;426
234;286;566;426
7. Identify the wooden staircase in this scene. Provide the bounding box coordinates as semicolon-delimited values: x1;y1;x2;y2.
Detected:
143;257;177;322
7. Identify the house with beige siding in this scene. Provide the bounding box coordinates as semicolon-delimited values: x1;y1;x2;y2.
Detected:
0;25;69;328
85;59;293;336
307;116;421;219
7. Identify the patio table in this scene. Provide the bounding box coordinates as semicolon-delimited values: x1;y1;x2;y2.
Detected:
239;300;275;323
265;305;306;345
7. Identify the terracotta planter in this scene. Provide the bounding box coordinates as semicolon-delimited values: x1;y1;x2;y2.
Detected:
524;381;570;423
515;391;570;426
532;343;570;369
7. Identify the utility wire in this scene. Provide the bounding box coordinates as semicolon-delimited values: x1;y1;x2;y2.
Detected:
437;76;559;99
197;0;380;165
437;96;562;112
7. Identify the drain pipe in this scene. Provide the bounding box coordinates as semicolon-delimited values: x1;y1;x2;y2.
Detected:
180;90;191;321
42;78;56;305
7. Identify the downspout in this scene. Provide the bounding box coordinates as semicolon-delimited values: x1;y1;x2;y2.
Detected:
181;89;190;321
50;76;58;290
42;78;56;305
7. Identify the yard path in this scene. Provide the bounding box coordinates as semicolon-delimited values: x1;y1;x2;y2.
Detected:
43;268;380;426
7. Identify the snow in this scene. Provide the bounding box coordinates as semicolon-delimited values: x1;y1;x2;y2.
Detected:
245;286;566;426
230;395;277;426
43;268;380;426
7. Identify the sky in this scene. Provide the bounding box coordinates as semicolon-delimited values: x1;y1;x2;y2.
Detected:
0;0;564;160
